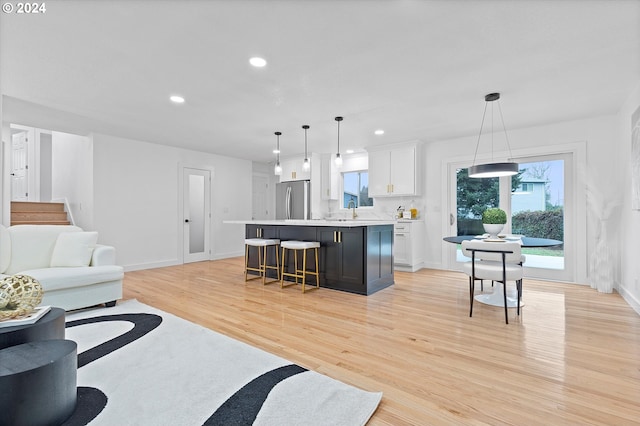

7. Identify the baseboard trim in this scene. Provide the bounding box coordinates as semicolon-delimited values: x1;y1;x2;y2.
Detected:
394;262;425;273
123;253;244;272
123;260;180;272
618;284;640;316
212;251;244;260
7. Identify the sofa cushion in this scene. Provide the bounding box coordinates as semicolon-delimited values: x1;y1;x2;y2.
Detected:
4;225;83;275
10;265;124;292
0;224;10;274
50;232;99;267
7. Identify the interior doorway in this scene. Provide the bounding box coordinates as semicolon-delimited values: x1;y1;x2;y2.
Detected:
182;167;211;263
10;126;32;201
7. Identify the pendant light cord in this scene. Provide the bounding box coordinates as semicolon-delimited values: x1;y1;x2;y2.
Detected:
471;102;489;167
471;96;514;166
496;100;515;161
302;125;309;160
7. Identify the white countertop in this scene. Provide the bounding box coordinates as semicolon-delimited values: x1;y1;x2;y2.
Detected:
224;219;396;227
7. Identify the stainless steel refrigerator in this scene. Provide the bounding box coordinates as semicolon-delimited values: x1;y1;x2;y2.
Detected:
276;180;311;220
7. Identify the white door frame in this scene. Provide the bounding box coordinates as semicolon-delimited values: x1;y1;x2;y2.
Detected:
179;165;213;263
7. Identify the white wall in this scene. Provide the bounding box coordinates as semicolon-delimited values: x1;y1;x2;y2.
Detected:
92;133;252;271
618;81;640;314
51;131;93;229
38;132;53;201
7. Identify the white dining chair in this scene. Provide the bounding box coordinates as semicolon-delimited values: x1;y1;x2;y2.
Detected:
461;240;524;324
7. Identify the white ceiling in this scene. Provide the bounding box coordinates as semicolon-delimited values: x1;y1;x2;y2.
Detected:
1;0;639;163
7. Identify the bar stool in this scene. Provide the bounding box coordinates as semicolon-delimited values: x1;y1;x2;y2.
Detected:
244;238;281;285
280;240;320;293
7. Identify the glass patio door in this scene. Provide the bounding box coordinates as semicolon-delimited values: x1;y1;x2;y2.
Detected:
449;153;573;281
510;158;565;274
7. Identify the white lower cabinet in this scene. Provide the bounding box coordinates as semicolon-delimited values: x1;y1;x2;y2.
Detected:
393;220;424;272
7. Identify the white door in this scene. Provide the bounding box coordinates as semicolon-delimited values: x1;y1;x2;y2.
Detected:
252;175;269;220
11;130;29;201
183;167;211;263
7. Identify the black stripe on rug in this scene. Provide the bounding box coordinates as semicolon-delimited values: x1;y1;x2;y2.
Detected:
61;387;107;426
204;364;308;426
66;313;162;368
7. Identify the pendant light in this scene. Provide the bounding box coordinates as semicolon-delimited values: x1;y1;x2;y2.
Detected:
334;116;343;167
468;93;519;178
274;131;282;176
302;125;310;171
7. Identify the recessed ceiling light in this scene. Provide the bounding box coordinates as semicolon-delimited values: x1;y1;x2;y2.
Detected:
272;149;280;154
346;149;355;154
170;95;185;104
249;57;267;67
374;129;384;135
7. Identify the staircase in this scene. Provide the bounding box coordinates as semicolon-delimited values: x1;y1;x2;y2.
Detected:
11;201;71;226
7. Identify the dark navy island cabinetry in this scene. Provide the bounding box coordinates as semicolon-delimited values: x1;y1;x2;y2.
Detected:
244;222;394;295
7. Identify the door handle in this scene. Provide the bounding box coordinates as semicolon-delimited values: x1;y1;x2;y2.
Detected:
185;219;190;223
450;214;455;226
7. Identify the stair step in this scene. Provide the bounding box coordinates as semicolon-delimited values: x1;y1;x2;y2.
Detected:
11;211;69;221
11;220;71;226
11;201;65;212
10;201;70;226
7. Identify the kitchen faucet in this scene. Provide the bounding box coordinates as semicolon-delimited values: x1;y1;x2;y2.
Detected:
347;200;358;219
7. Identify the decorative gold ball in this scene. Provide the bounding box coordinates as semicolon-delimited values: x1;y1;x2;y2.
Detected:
0;275;43;320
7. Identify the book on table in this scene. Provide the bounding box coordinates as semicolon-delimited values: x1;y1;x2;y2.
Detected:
0;306;51;328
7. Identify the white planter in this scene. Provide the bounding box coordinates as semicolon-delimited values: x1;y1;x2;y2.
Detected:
483;223;504;236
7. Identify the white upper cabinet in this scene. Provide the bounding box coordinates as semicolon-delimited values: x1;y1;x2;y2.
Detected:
320;154;339;200
368;144;417;197
279;157;311;182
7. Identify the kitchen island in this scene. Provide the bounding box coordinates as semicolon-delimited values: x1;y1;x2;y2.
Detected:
226;220;395;295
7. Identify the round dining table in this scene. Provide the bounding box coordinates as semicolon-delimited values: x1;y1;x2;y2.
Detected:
443;235;563;247
443;235;563;307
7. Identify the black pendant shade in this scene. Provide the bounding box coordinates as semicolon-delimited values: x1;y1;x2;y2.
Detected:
468;162;519;178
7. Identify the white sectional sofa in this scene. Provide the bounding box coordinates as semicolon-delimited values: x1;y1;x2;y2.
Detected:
0;224;124;311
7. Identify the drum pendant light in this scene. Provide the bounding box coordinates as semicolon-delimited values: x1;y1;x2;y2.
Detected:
274;131;282;176
334;116;343;167
468;93;519;178
302;125;310;171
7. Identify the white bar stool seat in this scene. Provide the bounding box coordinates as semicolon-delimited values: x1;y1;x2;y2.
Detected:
244;238;281;285
280;240;320;293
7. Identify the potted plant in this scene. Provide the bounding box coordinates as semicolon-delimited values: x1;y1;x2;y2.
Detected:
482;207;507;236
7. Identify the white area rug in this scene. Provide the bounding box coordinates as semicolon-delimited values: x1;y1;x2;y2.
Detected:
64;300;382;425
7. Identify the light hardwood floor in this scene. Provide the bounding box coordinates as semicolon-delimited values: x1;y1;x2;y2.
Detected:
123;257;640;425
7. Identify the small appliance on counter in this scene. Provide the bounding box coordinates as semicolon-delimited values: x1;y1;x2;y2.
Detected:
396;204;418;219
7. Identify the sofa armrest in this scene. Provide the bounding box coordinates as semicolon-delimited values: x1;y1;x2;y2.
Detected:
91;244;117;266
